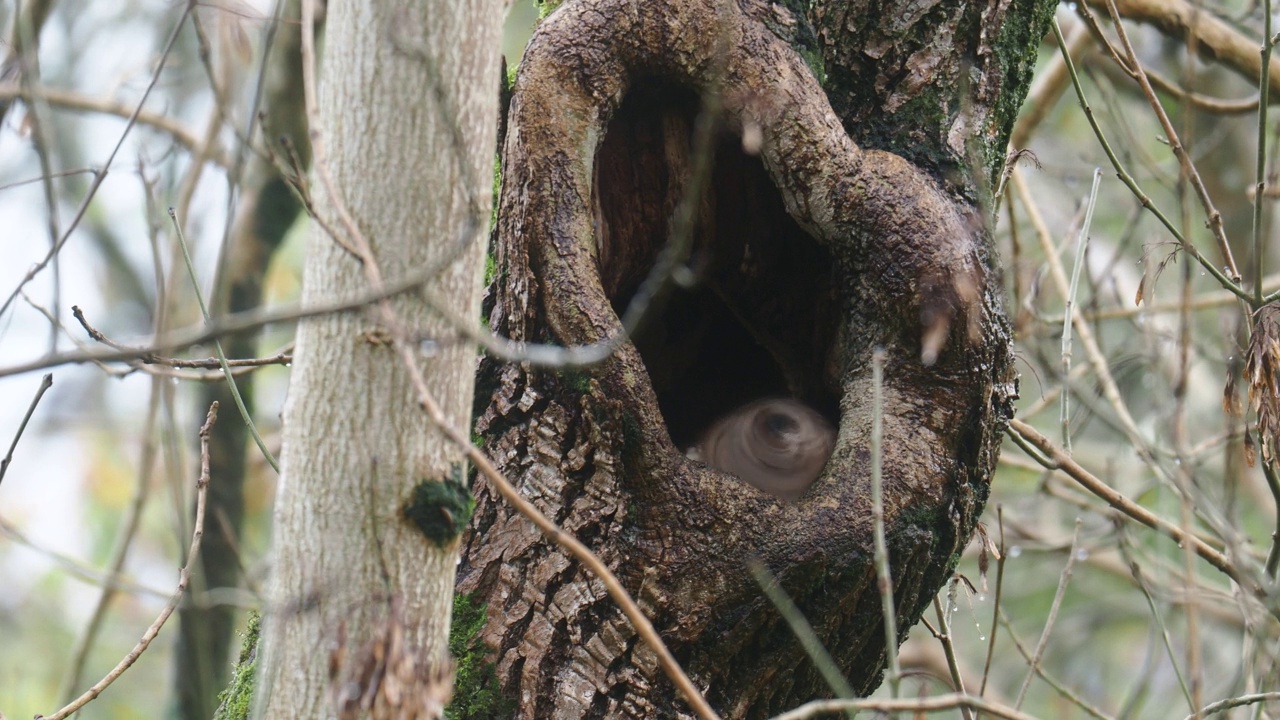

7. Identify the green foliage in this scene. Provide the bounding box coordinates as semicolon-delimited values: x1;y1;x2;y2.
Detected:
403;469;476;547
797;46;826;86
535;0;563;21
446;594;515;719
562;368;593;396
490;152;502;232
484;253;497;288
487;148;501;331
212;612;260;720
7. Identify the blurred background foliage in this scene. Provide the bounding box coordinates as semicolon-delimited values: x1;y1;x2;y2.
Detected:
0;0;1276;718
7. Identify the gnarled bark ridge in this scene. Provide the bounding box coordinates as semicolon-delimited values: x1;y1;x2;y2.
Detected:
459;0;1037;716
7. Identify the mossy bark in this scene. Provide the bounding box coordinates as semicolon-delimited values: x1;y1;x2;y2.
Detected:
458;0;1049;717
212;613;261;720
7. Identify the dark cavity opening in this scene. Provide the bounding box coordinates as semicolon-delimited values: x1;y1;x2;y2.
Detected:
593;83;840;450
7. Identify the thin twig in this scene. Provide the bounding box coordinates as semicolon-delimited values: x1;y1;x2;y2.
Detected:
41;402;218;720
206;0;295;295
0;84;225;165
1014;169;1174;485
1115;522;1195;711
978;507;1006;698
1085;0;1280;97
0;5;196;321
870;348;902;706
766;692;1042;720
747;559;856;717
1074;4;1262;114
1061;170;1103;452
0;517;170;599
0;167;97;191
1181;691;1280;719
931;593;974;720
1008;419;1261;604
1255;0;1278;567
1016;169;1237;544
1100;0;1239;286
0;0;55;127
1141;70;1260;115
70;305;293;370
1263;461;1280;578
997;609;1115;720
1048;18;1249;302
0;372;53;489
1041;274;1280;323
16;4;63;355
176;6;232;228
1014;520;1083;709
169;209;279;473
0;269;430;380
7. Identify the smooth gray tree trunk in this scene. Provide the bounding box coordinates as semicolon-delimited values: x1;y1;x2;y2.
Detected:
256;1;501;717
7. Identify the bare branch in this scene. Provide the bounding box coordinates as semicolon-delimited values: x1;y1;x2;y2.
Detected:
1007;418;1264;608
768;692;1042;720
0;84;228;167
0;373;52;489
1086;0;1280;97
0;5;196;322
40;402;218;720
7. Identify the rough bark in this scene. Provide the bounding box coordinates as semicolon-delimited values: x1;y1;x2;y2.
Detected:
173;4;310;718
457;0;1046;717
811;0;1051;184
256;1;501;717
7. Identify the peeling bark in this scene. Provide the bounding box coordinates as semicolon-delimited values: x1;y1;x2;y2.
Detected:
459;0;1043;717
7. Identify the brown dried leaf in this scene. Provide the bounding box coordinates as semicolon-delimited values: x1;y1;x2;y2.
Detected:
330;602;456;720
1245;303;1280;463
974;522;993;594
1223;366;1242;417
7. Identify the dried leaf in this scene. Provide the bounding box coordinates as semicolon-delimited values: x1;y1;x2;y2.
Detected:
974;522;995;593
1223;366;1242;417
1246;303;1280;464
330;601;456;720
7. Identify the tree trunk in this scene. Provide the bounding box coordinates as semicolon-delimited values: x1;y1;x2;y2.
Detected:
173;4;310;717
256;1;501;717
458;0;1047;717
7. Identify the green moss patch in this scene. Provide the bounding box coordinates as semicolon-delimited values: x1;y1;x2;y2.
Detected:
403;469;475;547
446;593;515;719
212;611;260;720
